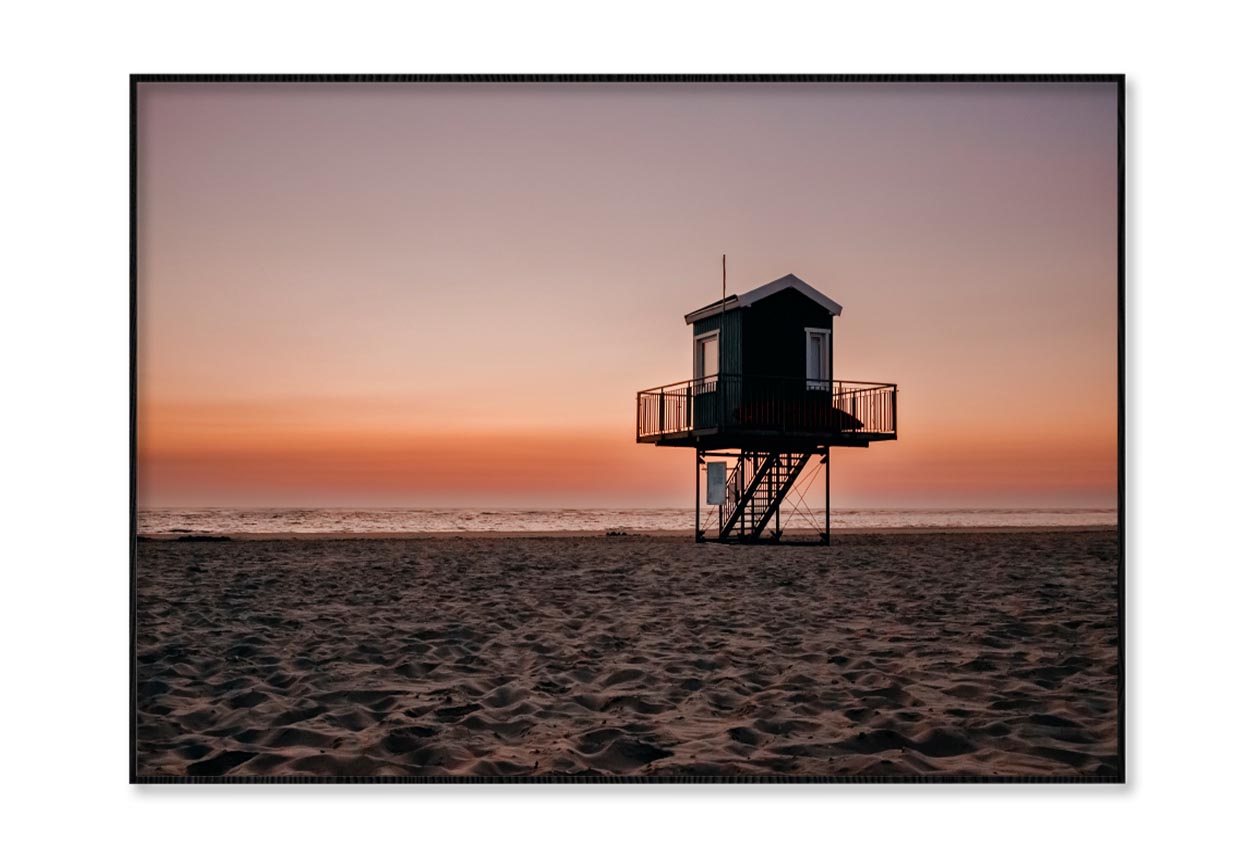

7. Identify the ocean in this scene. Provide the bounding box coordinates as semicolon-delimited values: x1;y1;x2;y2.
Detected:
137;507;1117;535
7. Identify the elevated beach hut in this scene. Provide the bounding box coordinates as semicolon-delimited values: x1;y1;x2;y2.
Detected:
636;273;897;543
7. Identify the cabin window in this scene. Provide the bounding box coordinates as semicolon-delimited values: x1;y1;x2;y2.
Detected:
805;327;831;390
693;331;719;391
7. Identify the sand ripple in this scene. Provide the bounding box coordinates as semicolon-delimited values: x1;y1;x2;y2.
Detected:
135;531;1119;778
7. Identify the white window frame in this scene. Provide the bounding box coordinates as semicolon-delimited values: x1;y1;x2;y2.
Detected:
804;327;831;390
693;330;720;391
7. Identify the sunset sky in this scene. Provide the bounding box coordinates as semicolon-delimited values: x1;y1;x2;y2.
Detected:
136;81;1118;509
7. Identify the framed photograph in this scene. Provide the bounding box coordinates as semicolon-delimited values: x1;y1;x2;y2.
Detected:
132;74;1123;782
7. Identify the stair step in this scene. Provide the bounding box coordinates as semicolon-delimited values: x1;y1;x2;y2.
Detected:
718;450;814;541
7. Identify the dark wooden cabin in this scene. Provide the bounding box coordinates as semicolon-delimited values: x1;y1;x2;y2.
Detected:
636;273;897;543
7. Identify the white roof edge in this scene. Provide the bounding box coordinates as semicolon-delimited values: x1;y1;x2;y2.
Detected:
684;296;740;325
684;273;842;325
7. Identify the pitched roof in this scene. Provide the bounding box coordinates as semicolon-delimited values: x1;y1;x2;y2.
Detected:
684;273;843;325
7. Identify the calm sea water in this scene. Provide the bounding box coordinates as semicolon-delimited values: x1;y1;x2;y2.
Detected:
138;507;1117;535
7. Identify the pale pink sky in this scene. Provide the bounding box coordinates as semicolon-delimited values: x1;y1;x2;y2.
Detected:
136;82;1118;508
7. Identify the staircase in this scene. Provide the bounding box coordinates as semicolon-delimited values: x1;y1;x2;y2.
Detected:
717;451;813;541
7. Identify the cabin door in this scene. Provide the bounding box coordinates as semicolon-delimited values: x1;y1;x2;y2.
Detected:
693;331;720;429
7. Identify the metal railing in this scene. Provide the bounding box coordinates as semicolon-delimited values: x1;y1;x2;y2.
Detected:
637;374;897;440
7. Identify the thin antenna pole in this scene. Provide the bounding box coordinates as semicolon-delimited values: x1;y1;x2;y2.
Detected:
719;254;726;429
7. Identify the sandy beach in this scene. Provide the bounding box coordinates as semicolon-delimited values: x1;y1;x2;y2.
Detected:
134;529;1120;779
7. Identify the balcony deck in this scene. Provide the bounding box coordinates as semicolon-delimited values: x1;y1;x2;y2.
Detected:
636;375;897;451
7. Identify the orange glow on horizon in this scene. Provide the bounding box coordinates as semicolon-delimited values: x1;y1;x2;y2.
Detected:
138;396;1115;509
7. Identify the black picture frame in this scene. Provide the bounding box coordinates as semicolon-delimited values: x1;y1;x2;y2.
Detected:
130;74;1125;784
